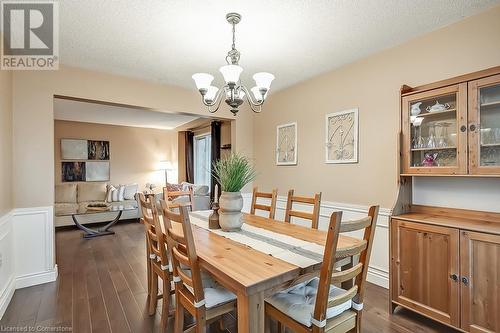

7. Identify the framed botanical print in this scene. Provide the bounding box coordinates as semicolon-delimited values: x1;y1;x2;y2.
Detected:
276;122;297;165
325;108;359;164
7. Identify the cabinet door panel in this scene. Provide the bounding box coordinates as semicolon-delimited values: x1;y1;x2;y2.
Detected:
460;231;500;333
469;74;500;175
391;220;460;326
401;84;468;175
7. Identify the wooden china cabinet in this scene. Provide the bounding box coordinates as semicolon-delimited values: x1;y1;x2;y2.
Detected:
391;66;500;333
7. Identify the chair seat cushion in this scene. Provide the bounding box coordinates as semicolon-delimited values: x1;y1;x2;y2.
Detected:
180;269;236;309
203;283;237;309
266;277;352;327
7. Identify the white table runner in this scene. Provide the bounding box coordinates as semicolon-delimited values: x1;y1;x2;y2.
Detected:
189;211;325;268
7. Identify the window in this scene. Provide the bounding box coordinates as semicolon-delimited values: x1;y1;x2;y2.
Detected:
194;133;211;187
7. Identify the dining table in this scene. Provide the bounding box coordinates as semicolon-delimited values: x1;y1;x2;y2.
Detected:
161;212;363;333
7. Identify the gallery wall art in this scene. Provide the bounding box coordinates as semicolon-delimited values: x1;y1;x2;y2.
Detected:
86;161;110;181
61;138;111;182
325;108;359;164
62;162;86;182
276;122;297;165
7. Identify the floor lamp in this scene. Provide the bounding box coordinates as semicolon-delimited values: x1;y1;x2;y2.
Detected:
158;160;174;187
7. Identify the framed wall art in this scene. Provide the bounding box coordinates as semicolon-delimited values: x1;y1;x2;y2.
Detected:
276;122;297;165
61;139;88;160
325;108;358;164
62;162;86;182
86;161;110;181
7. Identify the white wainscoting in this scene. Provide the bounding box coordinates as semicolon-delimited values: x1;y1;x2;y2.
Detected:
12;206;57;289
242;193;390;288
0;211;14;319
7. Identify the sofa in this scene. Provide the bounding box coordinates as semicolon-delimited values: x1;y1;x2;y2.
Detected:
54;182;140;227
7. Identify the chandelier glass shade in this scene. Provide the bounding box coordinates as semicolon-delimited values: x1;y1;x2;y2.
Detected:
192;13;274;115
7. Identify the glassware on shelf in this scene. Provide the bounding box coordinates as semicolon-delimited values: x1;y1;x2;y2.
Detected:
427;123;437;148
437;122;451;148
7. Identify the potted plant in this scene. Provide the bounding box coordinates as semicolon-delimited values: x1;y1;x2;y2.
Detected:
212;153;257;231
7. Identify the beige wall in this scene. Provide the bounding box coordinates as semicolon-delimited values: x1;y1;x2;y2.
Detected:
12;65;253;208
0;68;12;216
54;120;177;189
253;6;500;208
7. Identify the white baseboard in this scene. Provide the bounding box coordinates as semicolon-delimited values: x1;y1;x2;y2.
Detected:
367;265;389;288
15;265;58;289
0;276;15;319
243;193;391;289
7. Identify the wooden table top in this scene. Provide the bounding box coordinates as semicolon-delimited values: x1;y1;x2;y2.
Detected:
162;212;362;295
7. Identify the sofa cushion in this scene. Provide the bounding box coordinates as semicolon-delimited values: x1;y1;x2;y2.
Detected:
55;203;78;216
78;182;107;202
55;184;77;203
123;183;138;200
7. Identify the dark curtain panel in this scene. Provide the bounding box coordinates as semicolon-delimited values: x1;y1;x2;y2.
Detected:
210;121;221;201
185;131;195;183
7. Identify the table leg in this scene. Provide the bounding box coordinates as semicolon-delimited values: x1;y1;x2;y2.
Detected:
72;211;122;238
237;291;265;333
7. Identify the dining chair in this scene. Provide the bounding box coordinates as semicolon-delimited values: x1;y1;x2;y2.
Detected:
284;189;322;229
137;193;174;331
164;186;195;211
265;206;379;333
162;204;237;333
250;186;278;219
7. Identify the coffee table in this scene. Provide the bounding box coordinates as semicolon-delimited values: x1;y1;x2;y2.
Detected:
59;205;137;238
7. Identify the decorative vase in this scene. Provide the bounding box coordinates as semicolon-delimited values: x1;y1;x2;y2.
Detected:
219;191;244;231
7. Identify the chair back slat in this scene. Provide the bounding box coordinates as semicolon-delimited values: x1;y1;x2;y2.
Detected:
335;240;367;259
284;189;321;229
327;285;358;308
163;186;195;211
340;216;372;233
331;262;363;284
162;204;205;306
250;187;278;219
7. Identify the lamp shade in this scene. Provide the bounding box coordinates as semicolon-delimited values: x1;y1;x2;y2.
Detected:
192;73;214;91
219;65;243;84
253;72;275;90
204;86;219;102
251;87;267;101
158;160;174;171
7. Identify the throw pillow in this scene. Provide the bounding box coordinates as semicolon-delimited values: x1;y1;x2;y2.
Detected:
123;183;138;200
166;183;183;192
106;185;116;203
117;185;125;201
111;187;119;202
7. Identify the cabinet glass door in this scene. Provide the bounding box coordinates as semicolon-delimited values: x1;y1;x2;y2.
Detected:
469;74;500;174
402;84;467;174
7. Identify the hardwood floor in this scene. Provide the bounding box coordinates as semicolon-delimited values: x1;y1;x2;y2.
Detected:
1;220;459;332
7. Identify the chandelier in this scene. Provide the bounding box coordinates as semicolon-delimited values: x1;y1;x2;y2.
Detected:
192;13;275;116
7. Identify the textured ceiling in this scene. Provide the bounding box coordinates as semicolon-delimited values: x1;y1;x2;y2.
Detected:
54;98;200;130
59;0;500;91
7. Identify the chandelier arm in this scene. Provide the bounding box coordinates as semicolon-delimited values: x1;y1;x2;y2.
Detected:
240;85;265;113
203;86;227;113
